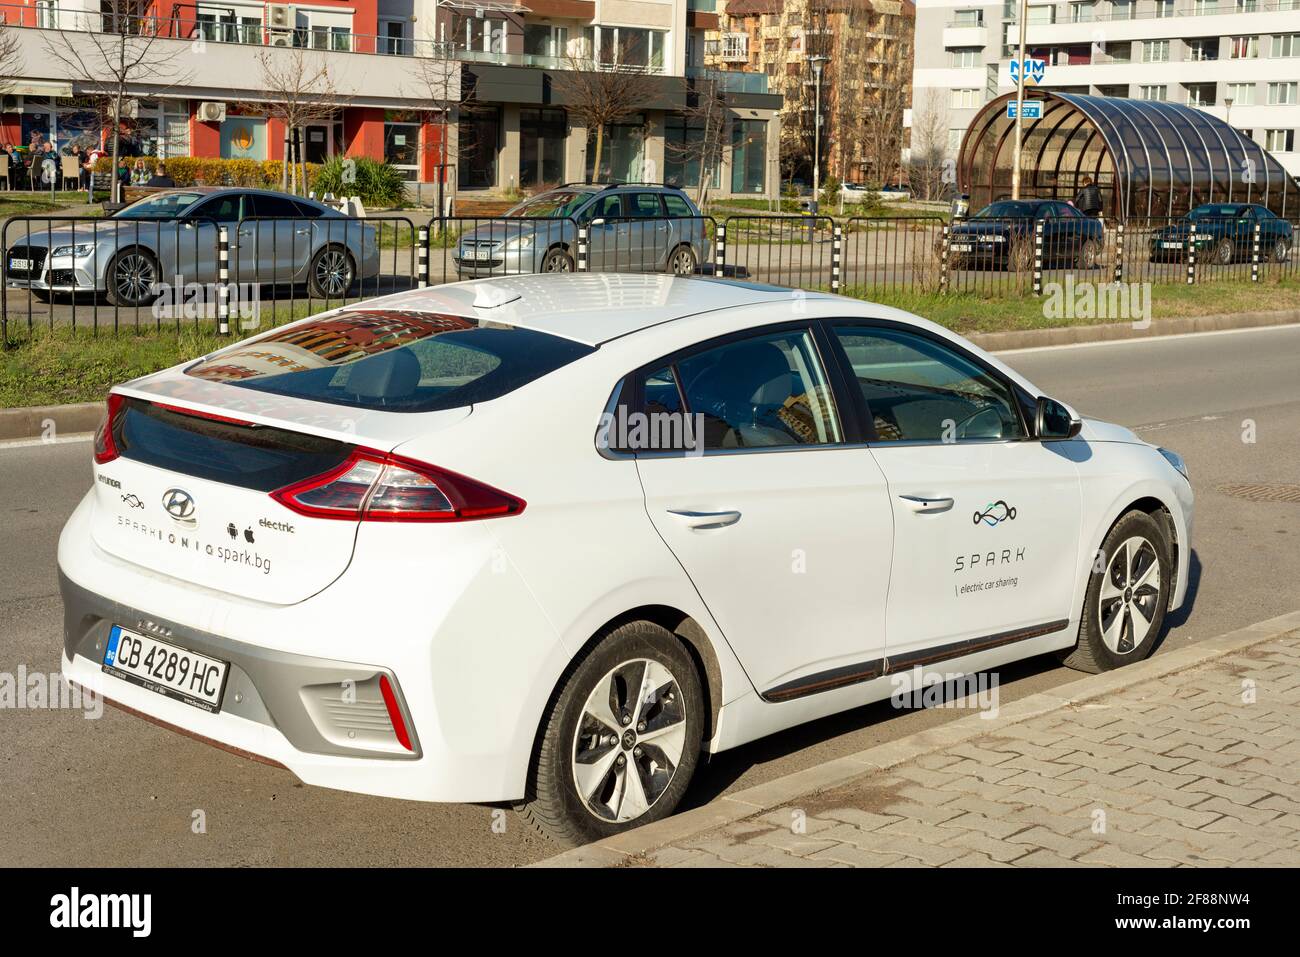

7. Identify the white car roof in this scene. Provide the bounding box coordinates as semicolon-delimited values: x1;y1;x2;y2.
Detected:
343;274;839;347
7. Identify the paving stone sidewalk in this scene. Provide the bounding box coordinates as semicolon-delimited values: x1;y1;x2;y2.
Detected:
540;616;1300;868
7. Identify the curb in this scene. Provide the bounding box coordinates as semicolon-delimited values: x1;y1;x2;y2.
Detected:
0;402;101;442
969;308;1300;352
533;608;1300;868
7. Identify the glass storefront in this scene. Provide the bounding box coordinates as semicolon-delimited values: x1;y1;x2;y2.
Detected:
459;107;501;189
585;115;645;183
384;121;421;180
730;119;767;194
520;108;566;188
665;115;722;191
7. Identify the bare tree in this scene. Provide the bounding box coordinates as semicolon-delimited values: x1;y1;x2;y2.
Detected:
552;41;655;182
0;21;23;99
407;37;467;216
850;8;912;187
907;88;951;201
665;75;728;207
42;0;190;201
256;46;339;195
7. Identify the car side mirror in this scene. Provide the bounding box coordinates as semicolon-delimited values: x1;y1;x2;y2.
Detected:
1036;395;1082;440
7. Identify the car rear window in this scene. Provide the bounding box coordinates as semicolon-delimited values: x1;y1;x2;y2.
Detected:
185;310;594;412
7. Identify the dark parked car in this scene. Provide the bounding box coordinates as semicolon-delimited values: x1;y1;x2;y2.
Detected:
1149;203;1292;265
945;199;1105;270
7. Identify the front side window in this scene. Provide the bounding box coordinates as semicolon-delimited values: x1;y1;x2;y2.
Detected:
666;329;842;450
831;326;1025;442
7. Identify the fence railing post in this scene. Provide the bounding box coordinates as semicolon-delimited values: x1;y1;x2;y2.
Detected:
1186;224;1196;285
217;224;230;335
939;224;950;292
715;222;726;277
418;226;429;288
1033;220;1044;296
1113;220;1125;284
831;222;843;294
577;223;589;272
1252;222;1261;283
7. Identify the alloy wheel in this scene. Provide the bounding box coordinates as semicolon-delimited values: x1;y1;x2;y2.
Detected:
571;658;687;824
670;248;696;276
113;252;156;304
543;250;572;272
314;249;352;296
1097;536;1162;655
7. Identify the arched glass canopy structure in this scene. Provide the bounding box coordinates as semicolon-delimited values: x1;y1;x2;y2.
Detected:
957;92;1297;219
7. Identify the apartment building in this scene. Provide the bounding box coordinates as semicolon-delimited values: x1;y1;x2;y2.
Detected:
910;0;1300;177
703;0;915;186
1;0;780;197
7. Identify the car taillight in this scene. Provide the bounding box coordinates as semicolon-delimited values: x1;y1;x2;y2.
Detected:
93;393;126;465
269;448;525;523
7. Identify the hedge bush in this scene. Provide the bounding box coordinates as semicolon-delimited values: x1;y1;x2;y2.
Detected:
93;156;321;190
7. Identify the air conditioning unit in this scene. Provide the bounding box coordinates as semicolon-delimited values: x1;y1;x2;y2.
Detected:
198;101;227;123
268;30;294;47
266;4;294;30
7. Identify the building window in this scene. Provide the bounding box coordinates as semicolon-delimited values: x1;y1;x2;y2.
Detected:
459;106;501;189
524;24;569;62
1272;35;1300;58
1230;36;1259;59
1192;0;1218;11
384;122;420;181
952;8;983;25
950;47;980;68
1069;2;1094;22
1110;0;1136;19
380;20;409;56
665;115;722;191
1027;4;1056;24
951;88;980;109
1226;82;1256;105
1235;0;1258;10
1153;0;1174;16
730;119;766;194
583;26;667;72
1187;38;1218;61
947;129;965;151
1138;85;1167;101
1265;130;1295;152
1096;84;1128;97
520;108;566;188
1141;40;1169;63
36;0;57;28
1186;84;1215;107
1268;82;1298;105
1105;41;1132;63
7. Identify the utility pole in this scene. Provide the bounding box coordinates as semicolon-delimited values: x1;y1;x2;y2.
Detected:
1011;0;1028;199
809;55;829;214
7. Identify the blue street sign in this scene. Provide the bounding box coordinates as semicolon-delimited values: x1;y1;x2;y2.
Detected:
1009;58;1047;86
1007;100;1043;120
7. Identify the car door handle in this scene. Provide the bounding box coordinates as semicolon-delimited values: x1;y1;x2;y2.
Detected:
898;495;954;514
666;509;741;530
294;228;311;235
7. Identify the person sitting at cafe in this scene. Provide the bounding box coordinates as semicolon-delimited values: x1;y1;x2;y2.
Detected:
1;144;19;190
130;158;150;186
146;163;175;188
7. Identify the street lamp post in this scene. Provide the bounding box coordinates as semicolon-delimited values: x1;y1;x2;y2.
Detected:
809;55;829;216
1011;0;1029;200
1224;96;1234;129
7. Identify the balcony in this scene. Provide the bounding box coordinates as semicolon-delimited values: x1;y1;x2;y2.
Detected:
943;25;989;48
705;34;750;63
686;67;769;95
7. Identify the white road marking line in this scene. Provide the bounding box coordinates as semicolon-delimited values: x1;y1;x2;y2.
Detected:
992;321;1300;356
0;433;94;450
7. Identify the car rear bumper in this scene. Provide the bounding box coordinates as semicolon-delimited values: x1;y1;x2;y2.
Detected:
56;489;570;804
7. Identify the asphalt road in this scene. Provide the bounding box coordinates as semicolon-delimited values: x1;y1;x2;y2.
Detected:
1;324;1297;866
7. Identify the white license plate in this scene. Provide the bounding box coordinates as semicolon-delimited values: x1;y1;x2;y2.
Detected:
9;258;31;271
474;248;492;261
951;243;973;252
1161;241;1183;249
102;625;229;713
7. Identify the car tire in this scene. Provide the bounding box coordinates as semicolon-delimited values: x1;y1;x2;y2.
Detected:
1060;509;1172;674
667;244;697;277
520;619;704;847
541;247;574;273
1076;239;1101;270
1273;238;1290;263
308;244;356;299
1214;238;1234;266
105;247;160;307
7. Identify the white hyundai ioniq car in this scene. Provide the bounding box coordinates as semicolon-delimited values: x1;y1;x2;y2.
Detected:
59;274;1193;846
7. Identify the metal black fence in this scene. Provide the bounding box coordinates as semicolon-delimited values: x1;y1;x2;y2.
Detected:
3;210;1296;343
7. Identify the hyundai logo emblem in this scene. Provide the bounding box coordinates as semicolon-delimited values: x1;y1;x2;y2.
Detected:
162;487;196;521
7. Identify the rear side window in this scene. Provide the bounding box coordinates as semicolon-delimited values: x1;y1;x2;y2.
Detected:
663;194;694;218
185;310;594;412
629;193;664;218
252;194;312;218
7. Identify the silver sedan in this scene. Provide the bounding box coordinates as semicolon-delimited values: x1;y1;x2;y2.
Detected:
4;187;379;305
